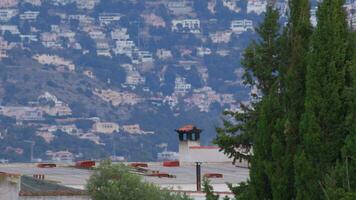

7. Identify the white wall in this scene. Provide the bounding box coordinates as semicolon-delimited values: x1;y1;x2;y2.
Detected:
179;147;232;164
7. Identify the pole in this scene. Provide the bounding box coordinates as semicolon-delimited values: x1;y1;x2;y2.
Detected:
196;162;202;192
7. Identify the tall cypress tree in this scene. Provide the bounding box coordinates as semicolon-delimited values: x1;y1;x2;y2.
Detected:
296;0;351;199
282;0;313;198
254;88;287;200
324;35;356;199
241;6;284;200
215;5;283;200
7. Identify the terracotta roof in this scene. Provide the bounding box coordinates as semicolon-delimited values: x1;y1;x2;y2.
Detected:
175;125;202;133
189;146;220;149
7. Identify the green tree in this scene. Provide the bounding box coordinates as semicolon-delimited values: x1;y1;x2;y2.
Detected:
216;1;356;199
323;47;356;200
203;178;220;200
215;5;282;164
296;0;353;199
87;161;192;200
281;0;313;198
215;5;284;200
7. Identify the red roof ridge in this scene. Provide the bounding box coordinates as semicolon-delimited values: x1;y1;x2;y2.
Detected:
175;125;202;133
189;146;220;149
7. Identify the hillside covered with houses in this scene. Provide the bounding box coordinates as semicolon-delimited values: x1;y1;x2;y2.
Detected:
0;0;355;162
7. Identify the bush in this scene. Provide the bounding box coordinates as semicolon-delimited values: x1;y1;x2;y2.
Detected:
87;161;192;200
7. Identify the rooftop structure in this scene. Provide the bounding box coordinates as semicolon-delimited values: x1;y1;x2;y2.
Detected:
175;125;237;164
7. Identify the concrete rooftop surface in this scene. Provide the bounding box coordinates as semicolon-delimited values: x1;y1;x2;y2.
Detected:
0;162;249;199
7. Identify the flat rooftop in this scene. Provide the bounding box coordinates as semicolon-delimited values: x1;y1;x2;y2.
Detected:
142;162;249;192
0;162;249;197
0;163;91;189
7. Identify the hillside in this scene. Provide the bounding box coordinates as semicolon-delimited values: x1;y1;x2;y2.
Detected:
1;0;350;162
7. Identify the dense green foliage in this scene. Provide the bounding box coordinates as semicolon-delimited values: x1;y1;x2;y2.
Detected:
215;0;356;199
87;161;192;200
203;178;220;200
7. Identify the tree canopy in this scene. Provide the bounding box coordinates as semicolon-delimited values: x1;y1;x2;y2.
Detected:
215;0;356;199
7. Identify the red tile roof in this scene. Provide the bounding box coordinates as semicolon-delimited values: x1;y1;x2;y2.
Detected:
175;125;202;133
177;125;195;132
189;146;220;149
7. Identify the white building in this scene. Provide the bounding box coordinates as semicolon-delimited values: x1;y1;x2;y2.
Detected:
20;34;38;42
222;0;241;13
310;7;318;27
174;77;191;95
121;124;142;134
38;92;72;116
19;11;39;20
92;122;119;134
76;0;98;9
0;25;20;34
230;20;254;34
125;67;146;86
47;150;74;162
196;47;212;57
0;106;44;121
352;14;356;30
156;49;172;60
0;37;9;59
113;40;135;57
166;1;193;15
24;0;42;6
138;50;153;63
209;31;232;43
247;0;267;15
172;19;201;34
83;70;95;79
163;95;179;109
0;9;17;21
99;13;121;25
89;30;106;40
111;28;129;40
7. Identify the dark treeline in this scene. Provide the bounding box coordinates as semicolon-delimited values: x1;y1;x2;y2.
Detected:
215;0;356;199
